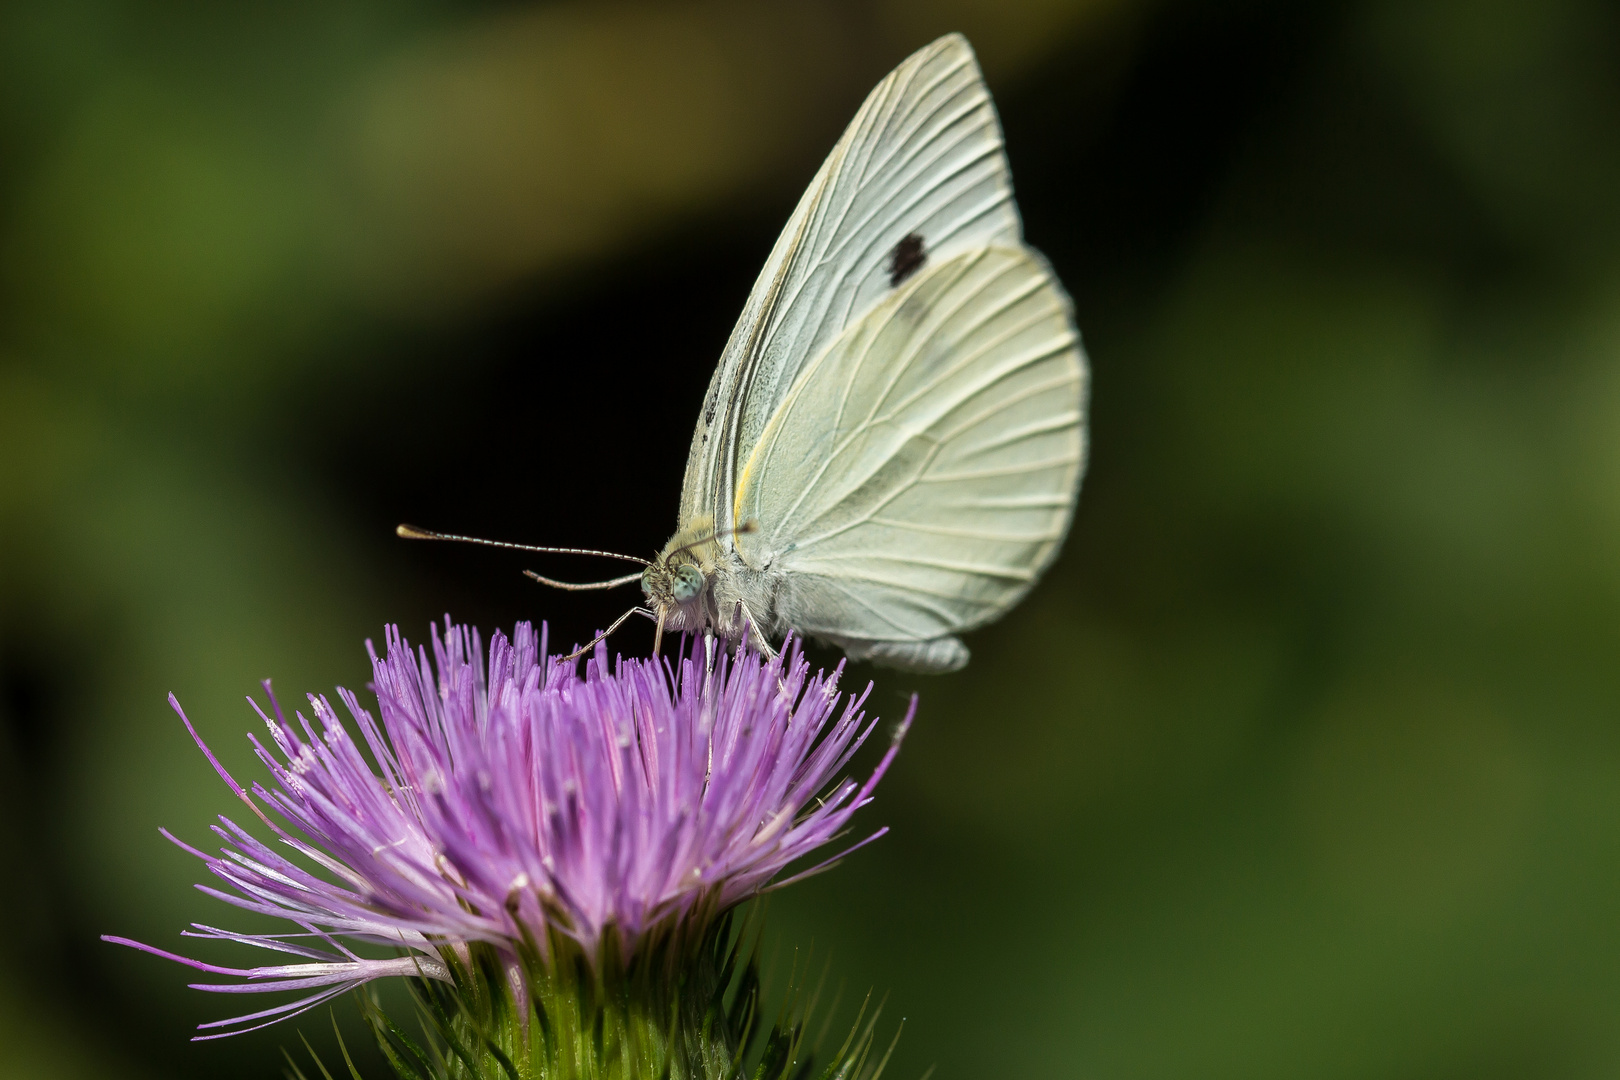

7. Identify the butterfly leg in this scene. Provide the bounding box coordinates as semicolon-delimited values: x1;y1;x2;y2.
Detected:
559;605;644;662
736;600;779;663
651;607;668;657
735;600;791;696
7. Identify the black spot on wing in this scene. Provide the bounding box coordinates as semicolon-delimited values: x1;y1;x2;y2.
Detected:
887;233;927;287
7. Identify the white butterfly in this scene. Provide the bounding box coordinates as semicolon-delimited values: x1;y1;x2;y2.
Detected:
404;33;1087;672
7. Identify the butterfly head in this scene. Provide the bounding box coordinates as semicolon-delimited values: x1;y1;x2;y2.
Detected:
641;515;720;615
642;516;762;634
641;561;705;606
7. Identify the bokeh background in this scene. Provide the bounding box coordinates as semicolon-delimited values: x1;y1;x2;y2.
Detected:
5;0;1620;1076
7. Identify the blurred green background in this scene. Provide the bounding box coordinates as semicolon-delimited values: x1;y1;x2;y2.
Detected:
5;0;1620;1076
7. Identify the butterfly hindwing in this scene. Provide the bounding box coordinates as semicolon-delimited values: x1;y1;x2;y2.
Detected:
732;246;1086;661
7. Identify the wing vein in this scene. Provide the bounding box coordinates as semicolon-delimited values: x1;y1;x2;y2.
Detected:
950;411;1083;460
933;370;1083;445
920;454;1082;483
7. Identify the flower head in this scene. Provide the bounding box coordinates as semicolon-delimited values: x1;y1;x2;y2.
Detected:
107;620;909;1039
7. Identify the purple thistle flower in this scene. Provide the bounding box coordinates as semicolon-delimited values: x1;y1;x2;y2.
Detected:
106;619;910;1040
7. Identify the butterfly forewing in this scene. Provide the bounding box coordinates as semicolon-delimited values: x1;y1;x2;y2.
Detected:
733;246;1086;645
681;33;1022;534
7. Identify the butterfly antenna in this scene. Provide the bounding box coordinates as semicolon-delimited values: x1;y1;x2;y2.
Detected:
664;519;760;561
397;524;650;566
523;569;643;592
559;605;643;662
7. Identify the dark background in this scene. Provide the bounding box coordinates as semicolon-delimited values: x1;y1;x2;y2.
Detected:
5;0;1620;1077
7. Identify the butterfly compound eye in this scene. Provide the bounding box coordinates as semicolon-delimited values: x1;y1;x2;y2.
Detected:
672;564;705;602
